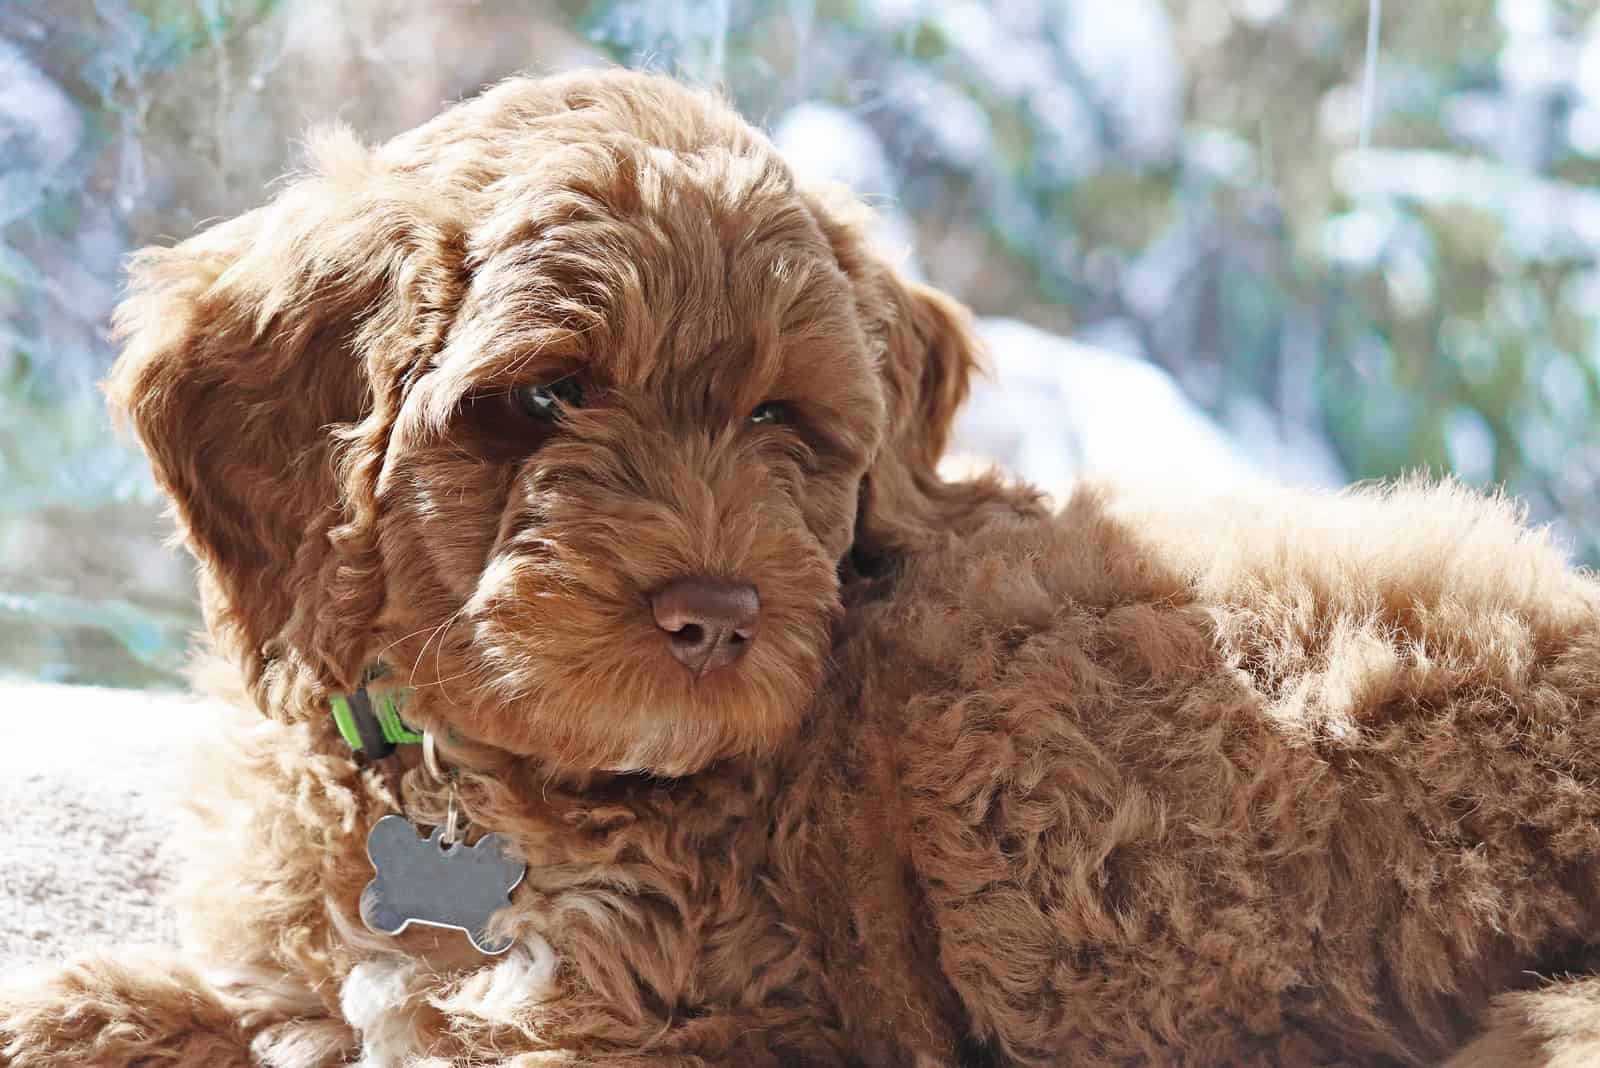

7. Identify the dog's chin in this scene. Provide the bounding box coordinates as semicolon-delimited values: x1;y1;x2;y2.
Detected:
504;688;813;778
447;641;826;778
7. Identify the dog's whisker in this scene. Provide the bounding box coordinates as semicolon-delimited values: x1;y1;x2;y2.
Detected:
378;619;460;662
405;621;453;688
409;604;469;690
406;667;483;691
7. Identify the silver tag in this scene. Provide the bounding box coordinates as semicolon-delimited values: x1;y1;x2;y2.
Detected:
360;814;527;954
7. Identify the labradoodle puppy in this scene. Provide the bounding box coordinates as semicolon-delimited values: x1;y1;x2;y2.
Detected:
5;69;1600;1068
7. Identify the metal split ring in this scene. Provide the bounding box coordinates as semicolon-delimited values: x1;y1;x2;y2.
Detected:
422;729;461;847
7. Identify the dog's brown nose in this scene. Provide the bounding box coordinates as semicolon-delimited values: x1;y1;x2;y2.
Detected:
651;578;760;677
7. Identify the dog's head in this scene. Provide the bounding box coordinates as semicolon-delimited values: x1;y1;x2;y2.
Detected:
108;70;995;774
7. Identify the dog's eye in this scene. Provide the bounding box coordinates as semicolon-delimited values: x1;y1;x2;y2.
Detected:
749;402;789;426
513;378;584;421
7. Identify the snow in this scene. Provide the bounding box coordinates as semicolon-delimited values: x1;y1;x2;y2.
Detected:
1334;148;1600;262
956;318;1342;500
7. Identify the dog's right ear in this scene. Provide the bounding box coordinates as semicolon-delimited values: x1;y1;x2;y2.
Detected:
106;127;468;712
803;182;1040;563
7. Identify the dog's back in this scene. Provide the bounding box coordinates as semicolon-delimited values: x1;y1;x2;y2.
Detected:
824;477;1600;1066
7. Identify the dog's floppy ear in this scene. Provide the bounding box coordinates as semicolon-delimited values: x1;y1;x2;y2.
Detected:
805;183;1033;560
858;276;993;550
106;128;467;710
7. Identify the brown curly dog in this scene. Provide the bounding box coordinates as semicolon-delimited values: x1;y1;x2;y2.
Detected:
4;69;1599;1068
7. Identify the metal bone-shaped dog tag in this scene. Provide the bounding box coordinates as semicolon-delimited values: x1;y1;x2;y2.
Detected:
360;814;526;954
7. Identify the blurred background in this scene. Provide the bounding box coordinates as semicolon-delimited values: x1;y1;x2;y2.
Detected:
3;0;1598;690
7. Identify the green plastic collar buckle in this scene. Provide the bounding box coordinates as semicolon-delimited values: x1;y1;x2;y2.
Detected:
330;685;421;759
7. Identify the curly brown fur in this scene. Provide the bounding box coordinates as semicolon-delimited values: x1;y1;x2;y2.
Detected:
6;69;1600;1067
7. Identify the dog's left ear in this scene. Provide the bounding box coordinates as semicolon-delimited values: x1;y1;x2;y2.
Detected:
805;183;1034;560
106;127;467;712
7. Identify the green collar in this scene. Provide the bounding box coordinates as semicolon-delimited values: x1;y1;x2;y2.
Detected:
330;683;421;759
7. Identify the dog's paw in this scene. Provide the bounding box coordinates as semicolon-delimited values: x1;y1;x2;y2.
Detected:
0;950;253;1068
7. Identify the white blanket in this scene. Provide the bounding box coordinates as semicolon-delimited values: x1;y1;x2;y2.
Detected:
0;682;208;973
